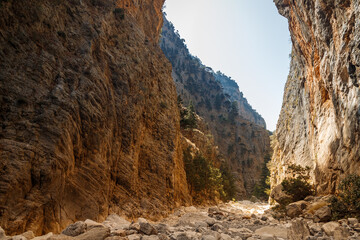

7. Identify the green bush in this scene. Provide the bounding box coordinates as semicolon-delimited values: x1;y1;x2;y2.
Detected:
280;164;314;202
330;174;360;220
180;102;197;129
282;177;314;202
183;148;235;202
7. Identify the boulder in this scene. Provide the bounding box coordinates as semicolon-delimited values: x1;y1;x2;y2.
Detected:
254;226;288;239
126;235;141;240
141;236;159;240
250;196;260;203
102;215;130;231
286;203;302;218
333;226;350;240
22;231;35;239
10;235;27;240
84;219;105;230
219;233;232;240
62;221;87;237
314;206;331;222
288;219;310;240
139;222;157;235
154;224;170;234
201;236;216;240
270;184;292;205
0;227;5;239
32;233;54;240
75;227;110;240
348;218;359;226
321;221;340;236
228;228;253;238
129;223;140;232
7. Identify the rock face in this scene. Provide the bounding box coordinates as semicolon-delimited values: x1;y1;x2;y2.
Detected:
271;0;360;193
0;0;191;235
160;17;271;197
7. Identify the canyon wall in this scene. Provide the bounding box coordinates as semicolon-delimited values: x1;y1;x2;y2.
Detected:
0;0;191;235
160;18;271;198
271;0;360;193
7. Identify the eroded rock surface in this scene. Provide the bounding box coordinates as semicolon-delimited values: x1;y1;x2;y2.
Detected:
271;0;360;193
0;0;191;235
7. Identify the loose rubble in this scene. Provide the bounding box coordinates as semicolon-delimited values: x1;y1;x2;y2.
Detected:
1;201;359;240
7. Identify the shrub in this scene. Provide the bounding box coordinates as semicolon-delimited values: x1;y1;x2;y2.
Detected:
330;174;360;220
180;102;197;129
183;148;235;202
281;177;314;202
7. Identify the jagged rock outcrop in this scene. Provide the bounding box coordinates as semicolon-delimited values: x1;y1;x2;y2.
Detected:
0;0;191;235
160;17;271;198
271;0;360;193
214;72;266;128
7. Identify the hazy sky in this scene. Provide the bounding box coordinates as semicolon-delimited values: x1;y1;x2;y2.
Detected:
164;0;292;131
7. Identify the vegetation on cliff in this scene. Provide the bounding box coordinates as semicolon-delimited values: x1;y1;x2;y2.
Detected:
330;174;360;220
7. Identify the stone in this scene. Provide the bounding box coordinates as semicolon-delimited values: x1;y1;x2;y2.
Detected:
314;206;331;222
348;218;359;226
62;221;87;237
109;229;126;237
22;231;35;239
228;228;253;238
158;234;170;240
154;224;170;234
47;235;74;240
286;203;302;218
261;216;268;221
104;237;127;240
322;221;340;236
211;223;222;232
102;215;130;231
270;185;292;205
32;233;54;240
126;235;141;240
11;235;27;240
129;223;141;232
254;226;288;239
333;226;350;240
0;227;6;239
139;222;157;235
141;236;159;240
250;196;260;203
75;227;110;240
308;223;322;235
201;236;216;240
288;219;310;240
85;220;105;230
219;233;232;240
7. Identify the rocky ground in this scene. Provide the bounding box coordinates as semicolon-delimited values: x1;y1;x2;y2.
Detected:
1;201;359;240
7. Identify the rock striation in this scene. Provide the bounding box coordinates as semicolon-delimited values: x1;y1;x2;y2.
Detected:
160;17;271;198
0;0;191;235
271;0;360;193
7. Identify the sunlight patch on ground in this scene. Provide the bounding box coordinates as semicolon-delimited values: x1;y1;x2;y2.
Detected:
230;200;270;215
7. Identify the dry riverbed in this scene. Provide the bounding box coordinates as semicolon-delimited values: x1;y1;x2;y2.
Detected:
1;201;359;240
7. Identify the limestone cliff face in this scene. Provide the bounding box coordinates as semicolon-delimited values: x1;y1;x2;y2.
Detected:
0;0;191;235
160;18;271;198
214;72;266;128
272;0;360;193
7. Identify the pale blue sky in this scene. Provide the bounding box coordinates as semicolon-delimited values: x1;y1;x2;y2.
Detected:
164;0;291;131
